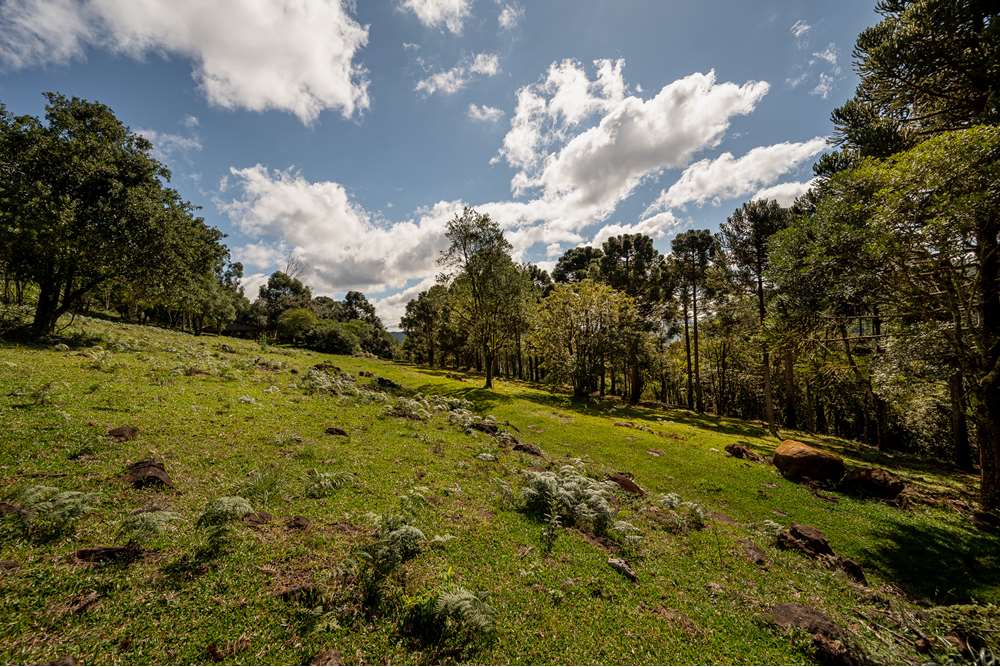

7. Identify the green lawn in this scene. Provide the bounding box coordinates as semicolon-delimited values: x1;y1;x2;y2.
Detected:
0;318;996;664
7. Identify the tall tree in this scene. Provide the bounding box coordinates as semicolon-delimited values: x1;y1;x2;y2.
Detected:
721;199;791;433
672;230;716;413
439;208;524;389
552;246;604;283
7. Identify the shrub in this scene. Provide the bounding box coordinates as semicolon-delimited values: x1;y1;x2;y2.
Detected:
653;493;707;533
522;465;616;536
118;510;183;543
356;514;426;610
197;496;254;528
277;307;319;344
402;587;497;657
307;320;359;354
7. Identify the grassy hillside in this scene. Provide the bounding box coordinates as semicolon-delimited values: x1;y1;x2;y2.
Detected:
1;318;997;665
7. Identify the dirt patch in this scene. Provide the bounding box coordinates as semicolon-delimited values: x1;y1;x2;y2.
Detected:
607;472;645;495
286;516;311;531
75;544;144;565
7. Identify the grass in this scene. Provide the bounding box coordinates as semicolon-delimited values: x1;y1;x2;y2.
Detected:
0;317;997;664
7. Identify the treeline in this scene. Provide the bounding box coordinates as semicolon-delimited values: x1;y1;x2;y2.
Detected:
0;94;392;356
402;0;1000;511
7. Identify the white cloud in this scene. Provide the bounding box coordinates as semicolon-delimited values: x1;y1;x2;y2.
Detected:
468;103;505;122
181;114;199;128
789;41;842;98
402;42;421;51
497;65;769;230
590;211;683;247
372;275;438;329
398;0;472;34
0;0;369;124
790;20;811;42
416;52;501;96
647;137;827;211
812;43;839;67
220;164;464;298
751;179;816;206
498;2;524;30
135;127;202;163
812;72;834;99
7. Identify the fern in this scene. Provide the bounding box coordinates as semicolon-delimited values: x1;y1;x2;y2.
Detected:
16;485;98;540
197;496;254;527
118;510;183;543
522;466;616;535
305;469;353;498
402;587;496;657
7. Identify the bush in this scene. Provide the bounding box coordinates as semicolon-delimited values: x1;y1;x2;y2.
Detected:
197;496;254;527
522;465;616;536
304;469;352;498
118;510;183;543
402;587;497;657
277;307;319;344
307;320;359;354
654;493;707;533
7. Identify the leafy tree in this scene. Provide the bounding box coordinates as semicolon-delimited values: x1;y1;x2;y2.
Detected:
342;290;381;327
256;271;311;335
439;208;526;389
277;307;319;344
401;285;447;366
0;93;223;336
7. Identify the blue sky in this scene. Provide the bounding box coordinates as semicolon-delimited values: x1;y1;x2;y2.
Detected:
0;0;877;326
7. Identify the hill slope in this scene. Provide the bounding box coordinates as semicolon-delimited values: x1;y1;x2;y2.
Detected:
0;319;997;664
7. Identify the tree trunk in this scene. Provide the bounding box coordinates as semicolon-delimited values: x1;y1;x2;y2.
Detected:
683;301;693;410
950;368;973;471
693;285;704;413
975;215;1000;510
32;277;60;336
783;348;797;428
757;273;775;432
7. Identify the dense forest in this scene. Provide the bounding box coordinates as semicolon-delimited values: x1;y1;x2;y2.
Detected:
1;0;999;513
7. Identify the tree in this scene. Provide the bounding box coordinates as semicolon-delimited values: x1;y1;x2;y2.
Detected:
721;199;791;433
552;246;604;283
439;208;525;389
529;281;631;397
0;93;222;336
256;271;311;335
341;290;381;327
401;285;447;366
672;230;716;412
277;307;319;344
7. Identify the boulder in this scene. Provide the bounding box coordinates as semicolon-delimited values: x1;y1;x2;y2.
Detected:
124;459;172;488
608;557;638;582
777;523;835;558
773;440;844;482
608;472;646;496
839;467;906;499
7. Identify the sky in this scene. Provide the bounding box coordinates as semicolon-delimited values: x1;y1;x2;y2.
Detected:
0;0;878;328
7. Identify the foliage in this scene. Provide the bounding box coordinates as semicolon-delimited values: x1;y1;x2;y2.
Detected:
11;485;98;540
196;496;254;528
402;587;497;657
304;469;352;498
522;465;616;536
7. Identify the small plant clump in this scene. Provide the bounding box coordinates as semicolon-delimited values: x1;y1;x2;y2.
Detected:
118;510;183;543
654;493;707;533
236;468;283;505
197;496;254;528
387;397;432;421
305;469;353;498
522;464;616;536
402;587;497;658
356;513;426;611
11;485;98;540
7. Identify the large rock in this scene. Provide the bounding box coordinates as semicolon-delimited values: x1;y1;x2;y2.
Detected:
773;440;844;482
839;467;906;500
777;523;835;558
124;459;172;488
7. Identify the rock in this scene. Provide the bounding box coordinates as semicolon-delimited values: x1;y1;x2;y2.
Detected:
607;472;646;495
324;426;348;437
124;459;172;488
312;363;342;374
706;582;724;596
608;557;638;582
107;425;139;442
513;442;544;457
838;557;867;584
725;443;763;462
75;544;143;565
358;370;373;378
475;453;497;462
469;419;500;435
740;539;768;567
310;649;343;665
286;516;310;531
238;395;256;404
915;636;932;654
646;449;663;457
243;511;273;526
769;603;843;640
375;376;401;390
773;440;845;482
53;343;70;352
219;344;237;354
840;467;906;500
777;524;835;559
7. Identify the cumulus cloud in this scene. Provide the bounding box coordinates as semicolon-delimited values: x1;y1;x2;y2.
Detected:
496;63;769;232
416;52;501;96
590;211;683;247
398;0;472;34
468;103;505;122
751;179;816;206
221;164;464;299
0;0;369;124
647;137;826;211
498;2;524;30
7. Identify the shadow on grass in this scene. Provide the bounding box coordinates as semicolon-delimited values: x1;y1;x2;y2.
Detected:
860;517;1000;605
